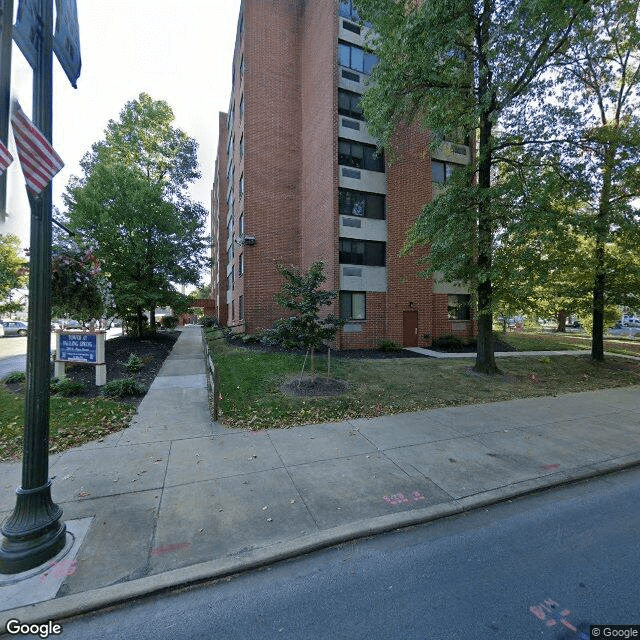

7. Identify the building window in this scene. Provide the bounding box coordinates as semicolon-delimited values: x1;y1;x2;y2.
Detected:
339;188;385;219
227;272;234;292
340;291;366;320
339;238;386;266
239;173;244;199
239;94;244;120
338;42;378;74
338;90;363;121
239;253;244;276
432;159;465;183
239;213;244;235
239;134;244;159
338;139;384;172
239;295;244;321
447;294;471;321
231;300;235;320
240;54;244;81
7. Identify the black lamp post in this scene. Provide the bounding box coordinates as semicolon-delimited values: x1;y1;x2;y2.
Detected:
0;0;66;574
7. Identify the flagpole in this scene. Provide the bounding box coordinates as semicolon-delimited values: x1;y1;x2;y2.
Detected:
0;0;14;222
0;0;66;574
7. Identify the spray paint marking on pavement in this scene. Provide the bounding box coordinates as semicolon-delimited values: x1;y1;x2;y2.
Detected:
150;542;191;556
39;559;78;584
529;597;589;639
383;491;425;506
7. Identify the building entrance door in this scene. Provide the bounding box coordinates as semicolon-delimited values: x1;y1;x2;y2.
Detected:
403;311;418;347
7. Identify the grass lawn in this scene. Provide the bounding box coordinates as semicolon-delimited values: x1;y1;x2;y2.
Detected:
205;328;640;430
0;386;134;461
498;330;640;357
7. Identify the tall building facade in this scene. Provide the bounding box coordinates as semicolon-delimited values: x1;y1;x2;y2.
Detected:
211;0;474;349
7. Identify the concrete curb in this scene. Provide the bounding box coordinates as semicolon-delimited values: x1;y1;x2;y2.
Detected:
4;454;639;629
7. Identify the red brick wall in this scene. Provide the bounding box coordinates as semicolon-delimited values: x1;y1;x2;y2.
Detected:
212;111;228;326
300;0;339;315
242;0;303;332
385;124;435;347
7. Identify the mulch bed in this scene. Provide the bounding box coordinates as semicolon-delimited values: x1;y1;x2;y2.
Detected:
429;338;517;353
49;331;179;406
280;376;349;397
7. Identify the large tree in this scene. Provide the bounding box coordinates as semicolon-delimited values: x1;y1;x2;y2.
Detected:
355;0;588;373
519;0;640;360
0;233;28;316
64;93;209;335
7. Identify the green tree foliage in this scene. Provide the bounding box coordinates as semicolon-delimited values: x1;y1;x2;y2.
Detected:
0;233;28;315
519;0;640;360
354;0;588;373
268;261;342;379
64;93;209;336
51;244;106;323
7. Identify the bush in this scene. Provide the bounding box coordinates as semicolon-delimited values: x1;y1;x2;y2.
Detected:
101;378;146;398
2;371;26;384
431;334;475;351
124;353;143;373
161;315;179;329
50;377;85;396
241;333;261;344
378;339;402;352
202;317;218;328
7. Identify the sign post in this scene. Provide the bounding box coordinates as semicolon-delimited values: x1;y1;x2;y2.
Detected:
0;0;80;574
55;331;106;386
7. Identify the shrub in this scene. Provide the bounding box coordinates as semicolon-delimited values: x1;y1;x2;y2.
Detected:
202;317;218;328
241;333;261;344
161;315;179;329
101;378;146;398
431;334;468;351
124;353;143;373
378;339;402;352
2;371;26;384
50;377;85;396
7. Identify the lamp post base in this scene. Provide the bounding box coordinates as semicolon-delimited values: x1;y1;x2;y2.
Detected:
0;482;67;575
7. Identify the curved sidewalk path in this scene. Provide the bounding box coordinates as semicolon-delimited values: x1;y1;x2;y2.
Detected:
2;326;640;625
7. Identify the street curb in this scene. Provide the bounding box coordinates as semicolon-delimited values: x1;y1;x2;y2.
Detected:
3;455;640;630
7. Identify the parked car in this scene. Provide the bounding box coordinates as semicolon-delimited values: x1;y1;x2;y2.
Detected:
2;320;28;336
0;323;4;337
623;317;640;328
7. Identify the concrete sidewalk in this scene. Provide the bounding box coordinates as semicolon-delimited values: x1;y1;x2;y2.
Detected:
2;325;640;625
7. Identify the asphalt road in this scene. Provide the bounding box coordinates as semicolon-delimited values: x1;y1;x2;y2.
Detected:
30;466;640;640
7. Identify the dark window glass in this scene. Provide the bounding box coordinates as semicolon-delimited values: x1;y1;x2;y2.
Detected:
339;239;386;266
432;160;446;183
432;159;464;183
364;52;378;74
363;145;384;171
338;140;384;173
338;90;364;120
338;91;351;116
338;43;350;68
338;42;376;74
340;291;366;320
366;193;385;219
447;294;471;320
339;0;351;19
339;189;385;219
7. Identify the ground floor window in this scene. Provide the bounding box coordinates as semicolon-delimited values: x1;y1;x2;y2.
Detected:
447;294;471;320
339;238;386;266
340;291;366;320
239;295;244;321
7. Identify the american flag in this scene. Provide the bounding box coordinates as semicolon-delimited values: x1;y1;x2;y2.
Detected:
11;103;64;194
0;139;12;175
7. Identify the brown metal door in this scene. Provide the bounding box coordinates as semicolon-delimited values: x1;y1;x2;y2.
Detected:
403;311;418;347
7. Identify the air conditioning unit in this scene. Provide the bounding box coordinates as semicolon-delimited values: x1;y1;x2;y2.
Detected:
242;235;256;246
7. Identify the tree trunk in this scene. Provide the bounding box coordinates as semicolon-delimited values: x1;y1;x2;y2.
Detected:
310;346;315;382
136;307;144;337
556;310;567;333
149;308;156;332
591;148;613;362
472;5;499;375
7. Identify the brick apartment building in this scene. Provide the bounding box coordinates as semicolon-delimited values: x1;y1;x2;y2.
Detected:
211;0;474;349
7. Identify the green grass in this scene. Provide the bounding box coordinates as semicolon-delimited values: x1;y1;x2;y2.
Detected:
205;328;640;431
0;386;134;461
499;330;640;357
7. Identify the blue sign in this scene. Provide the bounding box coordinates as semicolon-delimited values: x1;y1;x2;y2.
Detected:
59;333;97;363
53;0;81;88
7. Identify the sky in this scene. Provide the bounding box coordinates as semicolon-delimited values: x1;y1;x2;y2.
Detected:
2;0;242;262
